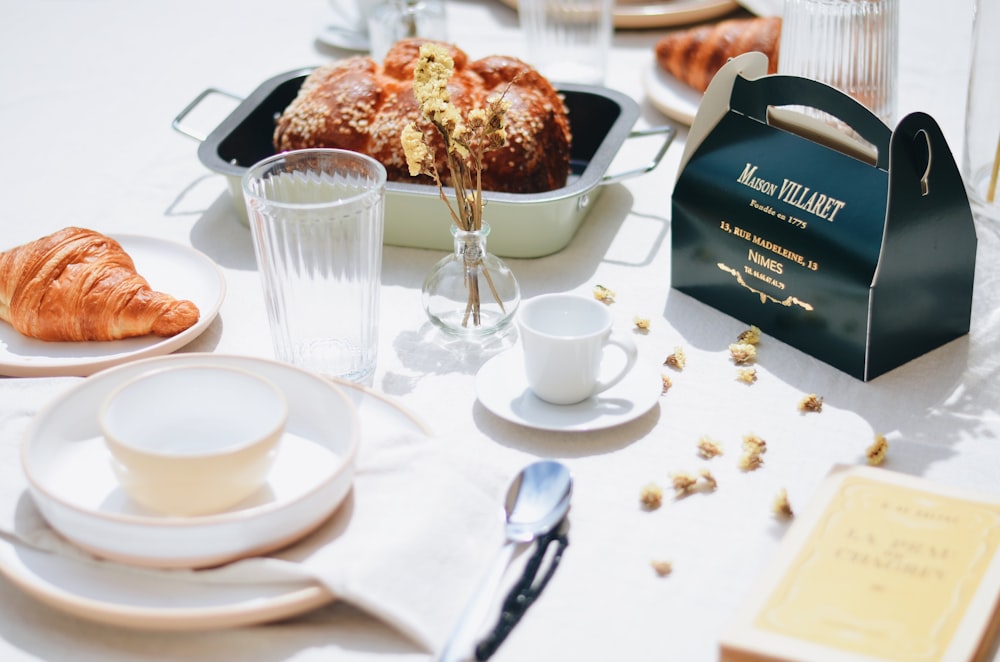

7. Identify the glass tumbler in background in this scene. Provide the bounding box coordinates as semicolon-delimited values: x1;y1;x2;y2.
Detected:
242;149;387;385
778;0;899;125
367;0;448;62
963;0;1000;222
519;0;613;86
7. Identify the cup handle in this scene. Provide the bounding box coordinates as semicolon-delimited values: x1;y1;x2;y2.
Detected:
593;333;638;396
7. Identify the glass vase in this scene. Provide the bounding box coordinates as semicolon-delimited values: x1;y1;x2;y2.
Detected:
422;223;520;338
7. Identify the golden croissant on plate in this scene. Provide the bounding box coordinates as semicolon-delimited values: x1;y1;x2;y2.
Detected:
655;16;781;93
0;227;200;342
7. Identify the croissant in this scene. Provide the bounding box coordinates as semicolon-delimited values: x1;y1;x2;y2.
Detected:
655;16;781;93
0;227;200;342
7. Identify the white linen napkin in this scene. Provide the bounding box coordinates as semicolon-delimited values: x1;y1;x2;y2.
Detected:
0;376;508;652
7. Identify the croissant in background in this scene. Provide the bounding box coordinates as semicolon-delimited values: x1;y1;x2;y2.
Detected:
273;38;573;194
0;227;200;342
655;16;781;93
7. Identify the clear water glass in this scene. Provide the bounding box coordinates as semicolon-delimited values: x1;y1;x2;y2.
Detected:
367;0;447;62
519;0;614;85
778;0;899;125
243;149;386;384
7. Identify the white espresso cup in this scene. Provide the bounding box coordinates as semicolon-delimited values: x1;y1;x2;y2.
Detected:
518;293;638;405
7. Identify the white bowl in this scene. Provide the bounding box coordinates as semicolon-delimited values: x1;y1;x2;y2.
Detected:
21;354;361;569
99;365;288;517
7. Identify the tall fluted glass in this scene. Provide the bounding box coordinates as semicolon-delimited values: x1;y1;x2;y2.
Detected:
779;0;899;125
243;149;386;384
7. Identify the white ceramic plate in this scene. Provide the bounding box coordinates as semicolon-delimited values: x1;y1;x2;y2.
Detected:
643;58;702;126
21;354;361;570
4;356;430;630
499;0;739;29
475;348;663;431
0;235;226;378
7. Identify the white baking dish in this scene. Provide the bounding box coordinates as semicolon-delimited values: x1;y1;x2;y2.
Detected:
174;68;675;258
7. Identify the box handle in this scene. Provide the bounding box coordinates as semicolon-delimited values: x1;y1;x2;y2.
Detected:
730;74;892;171
171;88;244;142
601;125;677;186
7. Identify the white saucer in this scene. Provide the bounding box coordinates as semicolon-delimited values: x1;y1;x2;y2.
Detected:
475;349;662;431
643;57;701;126
0;234;226;377
21;353;361;570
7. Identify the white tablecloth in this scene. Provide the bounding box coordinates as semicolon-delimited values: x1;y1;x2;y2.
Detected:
1;0;996;660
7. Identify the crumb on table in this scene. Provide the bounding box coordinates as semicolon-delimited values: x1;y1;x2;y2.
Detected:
736;367;757;384
660;374;673;394
633;316;651;332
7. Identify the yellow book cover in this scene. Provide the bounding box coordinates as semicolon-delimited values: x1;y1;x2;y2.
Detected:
720;465;1000;662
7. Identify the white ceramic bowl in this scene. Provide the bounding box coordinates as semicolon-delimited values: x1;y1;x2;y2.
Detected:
99;364;288;517
22;354;361;569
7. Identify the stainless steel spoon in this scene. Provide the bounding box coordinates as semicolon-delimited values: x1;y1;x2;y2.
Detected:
437;460;573;662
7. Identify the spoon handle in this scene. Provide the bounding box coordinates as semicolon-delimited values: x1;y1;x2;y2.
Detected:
436;540;517;662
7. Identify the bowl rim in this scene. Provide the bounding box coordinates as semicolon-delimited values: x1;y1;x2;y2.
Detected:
98;363;289;462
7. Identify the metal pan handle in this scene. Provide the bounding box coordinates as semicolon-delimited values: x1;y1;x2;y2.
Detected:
171;88;244;142
599;124;677;186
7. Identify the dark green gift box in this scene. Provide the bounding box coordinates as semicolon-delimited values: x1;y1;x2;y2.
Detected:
671;54;977;381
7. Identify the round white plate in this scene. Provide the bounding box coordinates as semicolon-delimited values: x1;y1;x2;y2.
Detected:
21;354;361;570
0;235;226;378
475;348;662;431
643;58;702;126
4;355;429;631
499;0;738;29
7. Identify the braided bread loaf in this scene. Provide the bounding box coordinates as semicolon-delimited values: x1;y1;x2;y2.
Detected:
655;16;781;93
273;39;573;193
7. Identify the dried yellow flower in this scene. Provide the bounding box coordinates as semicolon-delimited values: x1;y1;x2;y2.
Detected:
651;560;673;577
737;325;762;345
660;374;673;394
593;284;616;303
664;346;686;370
773;488;793;518
729;342;757;364
738;452;764;471
698;468;718;490
633;316;651;331
640;482;663;510
867;433;889;465
798;394;824;413
736;367;758;384
671;471;699;495
739;434;766;471
401;123;432;177
742;434;767;454
697;436;723;459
